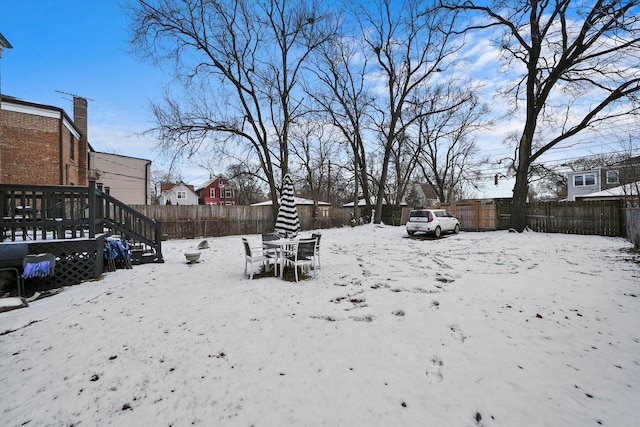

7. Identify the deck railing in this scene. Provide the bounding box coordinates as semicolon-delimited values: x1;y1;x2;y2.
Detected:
0;179;163;262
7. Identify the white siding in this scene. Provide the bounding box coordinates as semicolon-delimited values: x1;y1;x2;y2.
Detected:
90;152;151;204
159;183;199;205
566;170;600;201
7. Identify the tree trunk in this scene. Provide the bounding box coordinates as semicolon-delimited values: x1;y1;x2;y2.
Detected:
510;162;529;232
374;151;391;224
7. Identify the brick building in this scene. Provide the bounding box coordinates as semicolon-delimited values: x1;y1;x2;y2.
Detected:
0;95;89;186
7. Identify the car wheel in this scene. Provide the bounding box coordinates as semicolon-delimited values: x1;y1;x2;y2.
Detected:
453;224;460;234
407;230;415;236
434;226;441;238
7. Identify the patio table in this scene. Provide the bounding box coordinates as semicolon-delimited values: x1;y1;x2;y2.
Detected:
262;238;297;278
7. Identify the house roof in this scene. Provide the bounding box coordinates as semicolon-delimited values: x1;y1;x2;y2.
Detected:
195;174;229;191
1;94;81;135
0;33;12;54
615;156;640;167
160;181;196;194
577;181;640;199
420;183;439;200
251;197;330;207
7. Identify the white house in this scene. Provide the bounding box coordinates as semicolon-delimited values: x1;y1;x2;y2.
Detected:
158;181;199;205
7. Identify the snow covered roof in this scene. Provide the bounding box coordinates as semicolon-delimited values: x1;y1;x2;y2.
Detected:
342;197;407;207
578;181;640;199
250;197;331;206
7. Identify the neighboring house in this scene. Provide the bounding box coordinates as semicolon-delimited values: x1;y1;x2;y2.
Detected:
196;175;237;206
0;94;153;206
566;156;640;201
252;197;331;218
403;182;440;208
89;151;152;205
566;169;600;201
575;181;640;202
0;95;88;186
158;181;199;205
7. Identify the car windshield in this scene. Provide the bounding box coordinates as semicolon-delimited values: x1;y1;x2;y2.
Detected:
410;211;430;217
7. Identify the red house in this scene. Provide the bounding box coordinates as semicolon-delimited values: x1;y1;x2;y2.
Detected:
197;175;237;205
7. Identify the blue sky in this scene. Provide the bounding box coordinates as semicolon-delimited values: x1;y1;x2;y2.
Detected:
1;1;635;198
1;0;168;173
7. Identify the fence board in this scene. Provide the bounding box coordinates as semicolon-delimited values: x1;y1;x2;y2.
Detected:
128;205;352;239
622;208;640;248
407;200;622;237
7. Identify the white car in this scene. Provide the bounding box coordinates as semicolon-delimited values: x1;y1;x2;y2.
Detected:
406;209;460;237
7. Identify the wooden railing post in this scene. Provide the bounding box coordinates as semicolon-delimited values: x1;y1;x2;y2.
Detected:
88;178;96;238
154;220;163;262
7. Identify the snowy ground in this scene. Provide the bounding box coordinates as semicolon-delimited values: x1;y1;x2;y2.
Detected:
1;224;639;426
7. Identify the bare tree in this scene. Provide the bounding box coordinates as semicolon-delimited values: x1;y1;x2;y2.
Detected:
353;0;461;223
308;34;374;223
413;81;491;203
288;120;340;215
225;163;265;205
442;0;640;231
128;0;337;218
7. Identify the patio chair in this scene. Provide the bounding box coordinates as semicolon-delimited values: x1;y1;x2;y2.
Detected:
0;247;56;297
0;243;28;296
242;237;273;279
283;238;317;282
311;232;322;268
262;233;279;256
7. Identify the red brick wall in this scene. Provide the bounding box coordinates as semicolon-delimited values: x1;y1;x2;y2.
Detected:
1;99;91;186
0;109;61;184
73;97;88;185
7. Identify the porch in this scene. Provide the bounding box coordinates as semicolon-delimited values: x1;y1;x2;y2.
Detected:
0;179;163;296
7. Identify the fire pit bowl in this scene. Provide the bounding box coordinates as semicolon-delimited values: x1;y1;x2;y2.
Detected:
184;252;201;264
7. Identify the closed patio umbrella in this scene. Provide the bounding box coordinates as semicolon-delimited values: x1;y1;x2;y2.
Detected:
274;174;300;238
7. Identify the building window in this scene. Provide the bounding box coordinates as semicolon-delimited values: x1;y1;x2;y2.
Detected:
606;170;620;184
225;189;232;198
177;191;186;199
70;132;75;160
210;188;216;198
225;201;232;206
574;173;595;186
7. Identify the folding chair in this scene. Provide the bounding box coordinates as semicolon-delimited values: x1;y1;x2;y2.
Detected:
283;238;317;282
242;237;273;279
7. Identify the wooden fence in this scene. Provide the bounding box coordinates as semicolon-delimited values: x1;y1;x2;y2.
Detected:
410;200;623;237
622;207;640;248
128;204;352;239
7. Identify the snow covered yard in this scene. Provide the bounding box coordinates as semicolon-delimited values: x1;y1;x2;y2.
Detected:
1;225;639;426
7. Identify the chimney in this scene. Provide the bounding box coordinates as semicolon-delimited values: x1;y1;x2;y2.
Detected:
73;96;89;185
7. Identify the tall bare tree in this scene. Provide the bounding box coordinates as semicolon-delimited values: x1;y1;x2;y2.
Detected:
442;0;640;231
225;163;265;205
413;81;491;203
288;120;340;213
354;0;460;223
308;34;375;222
128;0;337;217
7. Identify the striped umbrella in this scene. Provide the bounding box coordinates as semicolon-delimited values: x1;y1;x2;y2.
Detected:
274;174;300;238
